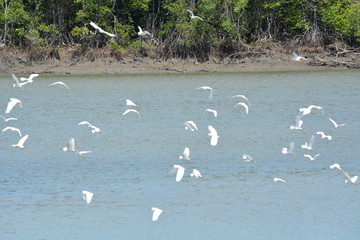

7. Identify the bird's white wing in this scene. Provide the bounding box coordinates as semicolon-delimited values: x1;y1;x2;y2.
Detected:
235;102;249;114
187;9;195;17
125;99;136;106
175;166;185;182
17;134;28;146
308;135;315;148
48;81;70;89
2;126;22;136
5;98;21;114
90;21;115;37
78;121;91;127
122;109;140;116
151;207;163;221
208;125;219;146
12;74;22;88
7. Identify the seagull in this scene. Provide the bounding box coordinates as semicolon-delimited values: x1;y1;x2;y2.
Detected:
329;117;345;129
243;154;256;163
5;98;23;114
205;109;217;118
282;142;295;155
187;9;204;21
63;138;78;153
178;147;190;161
20;73;39;83
292;52;307;61
232;95;251;106
2;126;22;137
151;207;164;221
190;169;202;178
170;165;185;182
48;81;70;89
304;154;320;161
301;135;315;150
316;131;332;140
208;125;219;146
273;178;287;184
184;120;198;131
197;86;213;100
82;191;94;204
137;26;152;37
289;114;303;130
122;109;141;120
0;115;17;122
125;99;137;107
89;21;116;37
12;74;27;88
10;134;28;149
234;102;249;114
330;163;358;184
298;105;324;117
78;121;102;134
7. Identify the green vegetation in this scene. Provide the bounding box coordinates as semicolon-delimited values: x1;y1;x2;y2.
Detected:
1;0;359;60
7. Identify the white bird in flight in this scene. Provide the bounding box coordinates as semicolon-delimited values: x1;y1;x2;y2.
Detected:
20;73;39;84
289;114;303;130
82;190;94;204
205;109;217;118
234;102;249;114
243;154;256;163
77;151;92;155
151;207;164;221
292;52;307;61
301;135;315;150
11;134;28;149
179;147;190;161
12;74;27;88
170;165;186;182
137;26;152;37
0;115;17;122
208;125;219;146
63;138;78;153
78;121;102;134
197;86;213;101
122;109;141;120
282;142;295;155
232;95;251;106
190;169;202;178
304;154;320;161
316;131;332;140
89;21;116;37
187;9;204;21
330;163;358;184
184;120;198;131
298;105;323;117
273;178;287;184
125;99;137;107
2;126;22;137
329;117;345;129
48;81;70;89
5;98;23;114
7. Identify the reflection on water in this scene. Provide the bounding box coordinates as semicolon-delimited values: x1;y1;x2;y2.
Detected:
1;70;360;239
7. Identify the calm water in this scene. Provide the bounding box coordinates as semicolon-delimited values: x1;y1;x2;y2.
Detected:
1;70;359;240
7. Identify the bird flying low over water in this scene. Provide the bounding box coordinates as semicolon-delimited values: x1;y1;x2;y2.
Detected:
208;125;219;146
329;117;345;129
234;102;249;114
184;120;198;132
63;138;78;153
292;52;307;61
179;147;190;161
0;115;17;122
243;154;256;163
82;190;94;204
11;134;28;149
89;21;116;37
151;207;164;221
197;86;213;101
170;165;185;182
282;142;295;155
48;81;70;89
301;135;315;151
2;126;22;137
20;73;39;84
304;154;320;161
5;98;23;114
187;9;204;21
78;121;102;134
12;74;27;88
316;131;332;140
122;109;141;120
190;169;202;178
125;99;137;107
289;114;303;130
205;109;218;118
298;105;324;117
232;95;251;106
330;163;358;184
273;178;287;184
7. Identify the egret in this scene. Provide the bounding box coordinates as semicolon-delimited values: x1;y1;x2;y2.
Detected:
11;134;28;149
190;169;202;178
151;207;164;221
63;138;78;153
330;163;358;184
179;147;190;161
205;109;217;118
122;109;141;120
197;86;213;101
0;115;17;122
273;178;287;184
5;98;23;114
298;105;323;117
89;21;116;37
289;114;303;130
170;165;185;182
20;73;39;83
125;99;137;107
137;26;152;37
316;131;332;140
304;154;320;161
208;125;219;146
48;81;70;89
78;121;102;134
292;52;307;61
329;117;345;129
82;190;94;204
187;10;204;21
234;102;249;114
232;95;251;106
282;142;295;155
301;135;315;150
243;154;256;163
2;126;22;137
184;120;198;131
12;74;27;88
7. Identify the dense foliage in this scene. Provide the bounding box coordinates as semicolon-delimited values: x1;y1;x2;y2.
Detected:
1;0;359;60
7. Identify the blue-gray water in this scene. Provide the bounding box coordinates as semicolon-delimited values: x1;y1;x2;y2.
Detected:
1;70;359;240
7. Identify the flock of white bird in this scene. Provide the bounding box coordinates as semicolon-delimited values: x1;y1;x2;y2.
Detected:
3;72;357;222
